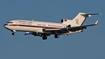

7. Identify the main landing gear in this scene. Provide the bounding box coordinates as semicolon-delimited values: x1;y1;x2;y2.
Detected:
54;34;60;38
42;35;47;40
41;34;60;40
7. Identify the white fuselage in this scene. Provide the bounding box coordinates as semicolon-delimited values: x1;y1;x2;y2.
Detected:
5;20;64;33
4;20;80;35
4;12;99;40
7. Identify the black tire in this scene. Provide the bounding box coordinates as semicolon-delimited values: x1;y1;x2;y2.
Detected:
12;33;15;35
54;34;59;38
42;36;47;40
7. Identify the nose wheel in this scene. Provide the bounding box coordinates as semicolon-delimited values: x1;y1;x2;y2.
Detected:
11;30;16;35
12;32;15;35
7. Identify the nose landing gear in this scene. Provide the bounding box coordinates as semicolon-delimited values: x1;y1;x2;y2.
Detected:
12;32;15;35
11;30;16;35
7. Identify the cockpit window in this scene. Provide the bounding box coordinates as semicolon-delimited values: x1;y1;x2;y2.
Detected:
7;22;13;23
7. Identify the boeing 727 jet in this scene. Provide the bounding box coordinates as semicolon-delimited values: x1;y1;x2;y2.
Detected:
4;12;99;40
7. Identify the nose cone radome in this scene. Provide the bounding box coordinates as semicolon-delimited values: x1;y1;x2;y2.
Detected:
4;24;9;30
4;24;7;28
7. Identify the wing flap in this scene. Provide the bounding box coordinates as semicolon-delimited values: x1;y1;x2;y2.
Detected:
43;29;60;32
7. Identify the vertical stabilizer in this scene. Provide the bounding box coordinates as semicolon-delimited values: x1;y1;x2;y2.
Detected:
72;12;100;26
62;12;100;26
72;12;88;26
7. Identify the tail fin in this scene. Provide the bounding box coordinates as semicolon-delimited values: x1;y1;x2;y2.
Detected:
72;12;100;26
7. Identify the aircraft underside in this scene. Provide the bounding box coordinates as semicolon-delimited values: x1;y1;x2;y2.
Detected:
6;26;73;40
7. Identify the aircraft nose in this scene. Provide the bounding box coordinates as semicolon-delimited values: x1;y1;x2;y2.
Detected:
4;23;11;30
4;24;8;28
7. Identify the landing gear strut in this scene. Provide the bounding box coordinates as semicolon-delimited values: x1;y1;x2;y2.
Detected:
11;30;16;35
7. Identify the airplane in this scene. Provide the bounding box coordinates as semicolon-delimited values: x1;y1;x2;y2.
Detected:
4;12;100;40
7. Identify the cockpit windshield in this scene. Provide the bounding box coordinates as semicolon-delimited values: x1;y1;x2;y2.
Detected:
7;22;13;23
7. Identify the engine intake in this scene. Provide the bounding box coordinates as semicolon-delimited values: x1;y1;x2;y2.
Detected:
61;19;67;23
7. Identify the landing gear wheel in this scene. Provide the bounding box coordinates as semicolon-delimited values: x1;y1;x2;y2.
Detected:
12;33;15;35
54;34;59;38
42;36;47;40
11;30;16;35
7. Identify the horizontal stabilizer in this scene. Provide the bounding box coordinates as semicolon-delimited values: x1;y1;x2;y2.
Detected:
95;20;99;25
85;13;101;15
81;13;101;17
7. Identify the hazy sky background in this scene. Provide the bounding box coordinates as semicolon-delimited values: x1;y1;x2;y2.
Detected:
0;0;105;59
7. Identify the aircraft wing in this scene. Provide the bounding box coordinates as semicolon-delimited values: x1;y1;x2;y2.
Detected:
61;20;99;31
43;20;99;32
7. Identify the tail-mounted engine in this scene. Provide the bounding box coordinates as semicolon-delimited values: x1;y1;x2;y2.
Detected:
61;19;73;26
61;19;67;23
